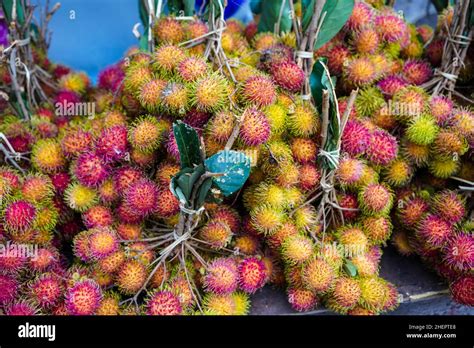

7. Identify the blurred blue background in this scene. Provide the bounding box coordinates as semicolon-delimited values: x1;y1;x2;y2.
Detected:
33;0;435;83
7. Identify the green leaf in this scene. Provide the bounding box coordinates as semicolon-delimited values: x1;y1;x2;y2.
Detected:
314;0;354;50
196;177;213;208
302;0;316;31
2;0;25;25
257;0;292;34
183;0;195;16
204;150;251;196
250;0;263;14
430;0;449;13
170;167;194;203
344;259;358;277
173;121;203;170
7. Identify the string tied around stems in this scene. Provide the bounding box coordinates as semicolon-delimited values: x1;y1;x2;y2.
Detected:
178;203;205;216
318;148;340;169
295;50;314;59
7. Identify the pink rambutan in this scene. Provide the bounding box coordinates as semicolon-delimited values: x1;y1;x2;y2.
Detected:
146;290;182;315
402;59;432;85
443;234;473;271
61;129;93;158
54;90;80;106
241;75;276;107
327;44;351;75
353;27;380;54
88;227;119;260
432;190;465;224
155;188;180;218
98;64;124;92
287;287;318;312
239;108;270;146
271;61;305;92
365;129;398;165
358;183;393;216
342;119;371;156
73;230;93;262
377;75;408;98
344;56;377;87
337;192;360;221
124;179;159;217
95;125;128;162
73;152;110;187
183;109;211;129
3;200;36;232
397;196;429;228
211;206;241;233
336;157;365;186
4;301;38;315
0;244;27;273
113;166;144;193
0;274;18;304
417;214;453;249
238;257;267;294
375;14;408;43
29;273;64;308
65;279;102;315
347;2;373;31
430;96;454;126
82;205;114;228
165;131;180;161
30;247;59;272
204;258;239;294
450;275;474;306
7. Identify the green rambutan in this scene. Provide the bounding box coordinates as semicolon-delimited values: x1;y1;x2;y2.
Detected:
123;64;153;93
65;182;98;212
251;204;285;234
355;86;385;118
160;82;189;115
401;139;430;167
293;205;318;231
406;115;439;145
428;157;460;178
392;86;428;122
203;293;235;315
138;78;167;112
232;292;251;315
287;103;319;137
358;276;390;312
254;182;287;209
383;158;413;186
152;44;186;74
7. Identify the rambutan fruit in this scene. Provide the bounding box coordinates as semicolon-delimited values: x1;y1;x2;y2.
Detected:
281;233;314;266
60;129;93;158
291;138;317;164
154;17;185;43
155;162;180;188
238;257;267;294
377;75;408;98
65;183;98;212
96;292;120;315
251;204;285;234
396;196;429;228
443;233;473;272
138;78;167;112
4;301;38;315
417;214;453;249
270;61;304;92
342;119;371;156
33;205;59;233
330;277;361;312
401;139;430;167
451;108;473;138
344;56;377;87
252;33;279;51
154;188;180;218
358;183;393;216
406;115;439;146
238;107;271;146
403;60;432;85
275;162;300;188
203;293;235;315
430;96;454;125
65;279;102;315
346;2;373;30
95;125;128;162
293;205;318;231
116;259;147;295
169;276;195;310
184;20;208;40
327;44;351;75
365;129;398;166
190;73;229;112
123;64;153;95
287;103;319;137
72;152;110;188
146;290;182;316
287;287;318;312
234;234;259;255
432;190;465;224
383;158;413;186
428;158;460;178
98;64;124;93
98;249;125;274
240;75;276;107
337;193;360;221
284;187;305;209
253;182;287;209
123;178;159;217
302;257;336;294
267;221;299;250
353;27;380;54
73;230;93;262
450;275;474;306
355;87;385;118
128;116;165;153
160;82;189;115
375;14;407;43
361;216;393;245
336;157;365;186
59;72;89;94
0;274;18;305
204;258;239;294
177;57;208;82
337;225;369;255
206;111;235;144
199;221;233;249
29;273;64;308
21;174;54;204
433;130;468;160
113;166;143;193
88;227;119;260
426;38;444;67
358;276;390;312
31;139;66;174
3;200;36;233
232;292;250;315
298;164;320;191
351;252;379;277
392;86;428;122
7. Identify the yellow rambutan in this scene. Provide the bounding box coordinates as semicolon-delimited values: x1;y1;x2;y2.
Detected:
251;204;285;234
31;139;66;174
190;73;229;112
287;103;319;137
281;235;314;264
